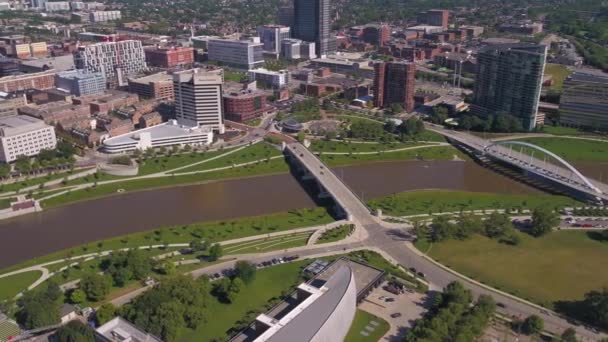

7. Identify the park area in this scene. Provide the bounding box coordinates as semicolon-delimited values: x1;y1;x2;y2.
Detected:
368;190;580;216
426;230;608;307
544;63;572;91
345;309;390;342
516;137;608;162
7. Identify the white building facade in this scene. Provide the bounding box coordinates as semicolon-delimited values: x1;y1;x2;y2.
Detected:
173;68;225;133
0;115;57;162
281;38;316;60
73;40;147;87
44;1;69;11
248;68;288;89
207;38;264;69
89;10;121;23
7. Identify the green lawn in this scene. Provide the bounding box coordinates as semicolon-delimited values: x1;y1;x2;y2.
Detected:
176;261;308;342
0;271;41;300
224;232;311;254
41;158;290;209
517;137;608;162
316;224;353;244
368;190;581;216
224;70;247;82
0;208;334;275
173;143;281;174
345;309;390;342
0;169;89;193
427;231;608;307
544;63;572;91
310;140;430;153
320;145;462;167
137;149;234;175
0;197;13;209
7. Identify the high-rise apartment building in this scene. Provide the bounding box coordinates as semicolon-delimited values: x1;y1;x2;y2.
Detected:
207;38;264;69
373;61;416;112
257;25;291;54
74;40;147;87
471;44;547;131
559;70;608;130
281;39;316;60
173;68;225;133
293;0;335;57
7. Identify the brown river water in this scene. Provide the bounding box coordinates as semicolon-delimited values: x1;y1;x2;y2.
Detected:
1;159;605;269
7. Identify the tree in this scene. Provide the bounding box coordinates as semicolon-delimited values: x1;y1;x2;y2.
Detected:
455;214;482;240
297;131;305;142
484;212;512;239
14;155;31;174
430;215;456;242
95;303;116;325
561;328;578;342
234;261;256;284
431;106;449;124
208;243;223;261
0;163;10;178
70;289;87;304
160;261;176;275
529;207;560;237
189;239;209;252
54;320;95;342
390;103;403;114
80;273;111;302
16;299;60;329
521;315;544;335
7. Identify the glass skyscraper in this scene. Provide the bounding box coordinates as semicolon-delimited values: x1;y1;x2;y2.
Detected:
293;0;335;57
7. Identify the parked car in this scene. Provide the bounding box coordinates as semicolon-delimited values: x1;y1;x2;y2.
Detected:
385;298;395;302
390;313;402;318
417;271;426;278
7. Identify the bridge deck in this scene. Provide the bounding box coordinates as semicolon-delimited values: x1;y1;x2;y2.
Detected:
285;143;376;225
430;127;608;201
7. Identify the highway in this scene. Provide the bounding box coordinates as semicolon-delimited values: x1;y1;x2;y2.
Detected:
285;141;607;341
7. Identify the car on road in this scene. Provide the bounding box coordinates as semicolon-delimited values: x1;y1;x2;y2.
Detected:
390;313;402;318
497;302;507;309
385;298;395;302
417;271;426;278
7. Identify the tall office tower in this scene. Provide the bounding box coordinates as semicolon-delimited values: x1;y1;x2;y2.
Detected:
278;4;294;28
559;70;608;130
173;68;225;134
74;40;147;88
293;0;335;57
471;44;547;131
257;25;291;54
373;61;416;112
425;9;450;29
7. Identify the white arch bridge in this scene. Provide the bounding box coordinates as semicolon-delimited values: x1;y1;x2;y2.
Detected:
430;127;608;204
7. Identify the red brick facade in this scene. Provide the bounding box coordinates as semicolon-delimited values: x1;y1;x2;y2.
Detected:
144;47;194;68
223;92;269;122
0;71;55;92
373;62;416;112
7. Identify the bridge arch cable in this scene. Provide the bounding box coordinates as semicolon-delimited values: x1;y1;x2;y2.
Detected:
482;140;602;194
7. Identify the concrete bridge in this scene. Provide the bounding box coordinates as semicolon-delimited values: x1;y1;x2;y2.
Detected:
429;127;608;204
282;142;376;225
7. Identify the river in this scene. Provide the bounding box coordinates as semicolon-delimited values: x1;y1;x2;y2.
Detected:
0;160;540;268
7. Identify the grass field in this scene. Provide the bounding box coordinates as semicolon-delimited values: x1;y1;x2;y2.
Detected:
310;140;430;153
176;261;308;342
0;271;41;300
0;208;333;275
345;309;390;342
427;231;608;307
517;137;608;162
174;143;281;173
0;169;88;193
544;63;572;91
320;145;463;167
368;190;580;216
223;232;311;254
41;158;290;208
316;224;353;244
137;149;232;175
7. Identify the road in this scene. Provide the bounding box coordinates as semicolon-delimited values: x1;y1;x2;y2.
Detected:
286;141;606;340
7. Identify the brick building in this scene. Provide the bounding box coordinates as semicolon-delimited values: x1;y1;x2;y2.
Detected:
139;111;163;128
144;46;194;68
223;89;271;122
373;61;416;112
128;72;174;101
0;71;56;92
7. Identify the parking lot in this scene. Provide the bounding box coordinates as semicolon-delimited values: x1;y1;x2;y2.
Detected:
359;282;431;341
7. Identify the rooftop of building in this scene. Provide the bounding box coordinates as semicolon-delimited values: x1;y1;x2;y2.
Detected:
231;257;384;342
128;71;173;84
0;115;50;137
0;70;56;81
406;25;444;30
96;317;162;342
480;37;521;45
56;69;103;80
567;69;608;82
310;75;370;88
20;55;75;72
103;119;211;147
249;68;288;75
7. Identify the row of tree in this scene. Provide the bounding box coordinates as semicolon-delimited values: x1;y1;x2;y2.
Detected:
0;141;77;177
404;281;496;341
